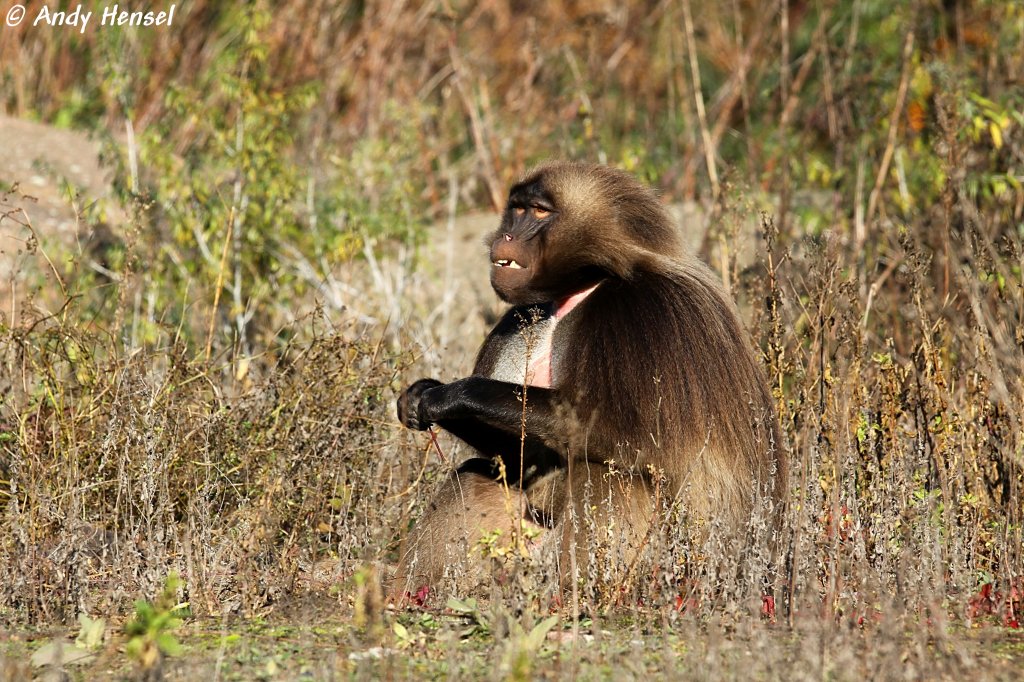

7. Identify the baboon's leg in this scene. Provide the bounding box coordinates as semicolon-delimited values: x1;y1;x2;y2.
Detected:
390;460;544;602
558;461;656;588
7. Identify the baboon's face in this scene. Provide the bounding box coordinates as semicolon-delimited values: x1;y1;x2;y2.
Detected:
489;182;556;303
488;166;606;305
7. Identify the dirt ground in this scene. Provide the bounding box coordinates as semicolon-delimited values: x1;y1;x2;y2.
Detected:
0;116;123;320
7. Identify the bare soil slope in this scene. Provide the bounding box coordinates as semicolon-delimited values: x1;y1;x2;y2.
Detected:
0;116;119;316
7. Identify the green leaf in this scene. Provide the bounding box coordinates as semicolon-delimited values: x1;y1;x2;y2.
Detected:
31;641;95;668
969;93;999;111
523;616;559;651
125;637;145;661
75;614;106;650
446;597;478;614
990;121;1003;149
155;632;182;657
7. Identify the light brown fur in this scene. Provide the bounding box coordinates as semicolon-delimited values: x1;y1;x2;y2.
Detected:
391;471;543;600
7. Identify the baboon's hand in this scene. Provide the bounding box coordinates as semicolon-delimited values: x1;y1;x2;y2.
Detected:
397;378;444;430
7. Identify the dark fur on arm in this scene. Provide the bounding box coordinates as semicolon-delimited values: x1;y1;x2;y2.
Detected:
396;377;564;487
398;377;563;444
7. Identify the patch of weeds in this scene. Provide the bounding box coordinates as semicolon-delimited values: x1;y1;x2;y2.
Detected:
445;597;491;639
498;613;559;681
124;573;190;680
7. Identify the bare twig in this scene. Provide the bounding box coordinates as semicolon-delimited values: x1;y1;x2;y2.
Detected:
449;41;504;212
682;5;771;199
205;207;234;360
681;0;720;199
864;31;916;234
861;255;902;330
388;431;443;501
125;118;140;195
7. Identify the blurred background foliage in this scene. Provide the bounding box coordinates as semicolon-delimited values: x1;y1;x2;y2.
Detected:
2;0;1021;350
0;0;1021;652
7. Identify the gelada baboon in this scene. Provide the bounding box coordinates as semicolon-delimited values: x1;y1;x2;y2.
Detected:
392;161;785;599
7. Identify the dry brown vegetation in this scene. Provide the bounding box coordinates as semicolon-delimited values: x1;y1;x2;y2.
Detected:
1;0;1022;679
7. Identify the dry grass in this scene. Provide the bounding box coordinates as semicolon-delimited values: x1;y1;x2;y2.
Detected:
2;179;1021;679
1;1;1023;679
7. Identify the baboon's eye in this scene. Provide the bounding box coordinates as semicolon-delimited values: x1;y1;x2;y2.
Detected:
532;207;550;219
514;207;526;216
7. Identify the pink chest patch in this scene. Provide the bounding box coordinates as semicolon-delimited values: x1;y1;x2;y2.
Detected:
525;283;599;388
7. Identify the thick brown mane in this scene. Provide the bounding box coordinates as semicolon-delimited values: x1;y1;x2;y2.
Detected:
555;261;781;521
